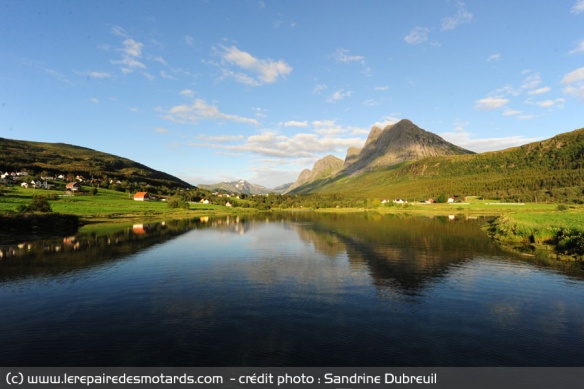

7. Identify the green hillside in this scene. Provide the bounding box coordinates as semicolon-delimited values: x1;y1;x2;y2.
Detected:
291;127;584;203
0;137;193;189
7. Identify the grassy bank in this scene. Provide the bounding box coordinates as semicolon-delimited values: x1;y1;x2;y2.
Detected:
484;211;584;260
0;186;243;226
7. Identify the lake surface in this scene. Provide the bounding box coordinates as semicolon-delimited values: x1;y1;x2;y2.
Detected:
1;213;584;367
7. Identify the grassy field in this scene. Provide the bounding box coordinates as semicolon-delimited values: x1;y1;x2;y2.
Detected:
2;186;584;259
0;186;238;225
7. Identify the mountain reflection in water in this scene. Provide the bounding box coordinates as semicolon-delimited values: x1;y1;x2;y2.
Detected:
1;212;584;366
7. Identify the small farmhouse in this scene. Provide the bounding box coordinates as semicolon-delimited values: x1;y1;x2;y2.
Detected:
134;192;150;201
66;182;81;192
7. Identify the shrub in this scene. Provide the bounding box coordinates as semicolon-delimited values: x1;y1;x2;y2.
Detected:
18;195;52;213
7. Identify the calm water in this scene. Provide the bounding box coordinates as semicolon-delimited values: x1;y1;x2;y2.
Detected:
1;213;584;366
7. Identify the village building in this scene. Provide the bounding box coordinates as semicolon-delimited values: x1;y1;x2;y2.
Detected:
66;182;82;192
133;192;150;201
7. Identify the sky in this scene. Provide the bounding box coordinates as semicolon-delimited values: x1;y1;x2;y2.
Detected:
1;0;584;188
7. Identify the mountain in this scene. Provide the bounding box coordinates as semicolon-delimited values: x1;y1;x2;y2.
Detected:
288;124;584;204
272;182;294;194
0;137;192;188
199;179;274;195
287;155;344;193
342;119;474;175
289;119;474;193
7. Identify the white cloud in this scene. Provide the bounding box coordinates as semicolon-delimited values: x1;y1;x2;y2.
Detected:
312;84;327;94
111;26;129;37
571;0;584;14
218;46;292;86
374;86;390;91
562;66;584;100
526;98;565;108
184;35;195;47
45;68;73;85
404;27;429;45
439;131;540;152
180;89;195;97
154;127;169;134
160;71;175;80
223;131;364;159
562;66;584;84
326;89;353;103
487;53;501;62
90;97;100;104
528;87;551;95
111;37;146;74
333;48;371;75
281;120;309;128
503;109;521;116
372;117;400;129
569;40;584;54
197;134;244;142
475;97;509;110
520;72;542;91
163;98;260;126
334;48;365;65
362;99;380;107
441;2;473;31
188;120;365;161
82;71;111;78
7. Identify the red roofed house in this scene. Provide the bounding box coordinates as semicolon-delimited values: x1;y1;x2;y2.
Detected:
134;192;150;201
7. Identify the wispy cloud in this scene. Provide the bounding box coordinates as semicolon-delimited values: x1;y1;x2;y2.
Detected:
280;120;309;128
154;127;170;134
197;134;244;142
77;71;111;79
441;2;473;31
333;48;372;76
180;89;195;97
487;53;501;62
111;37;146;74
45;68;74;85
374;86;390;91
372;117;400;129
562;66;584;100
312;84;327;94
569;39;584;54
333;48;365;65
475;97;509;110
528;87;551;95
439;131;540;152
218;46;292;86
162;98;260;126
404;27;429;45
571;0;584;14
188;120;365;160
326;89;353;103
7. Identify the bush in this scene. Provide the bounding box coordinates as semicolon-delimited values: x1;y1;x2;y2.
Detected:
167;195;189;209
18;195;52;213
557;204;568;211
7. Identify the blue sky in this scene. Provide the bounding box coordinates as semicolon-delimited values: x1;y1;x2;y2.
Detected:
1;0;584;188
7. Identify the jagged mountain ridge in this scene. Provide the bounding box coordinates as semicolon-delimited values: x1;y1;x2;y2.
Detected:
342;119;474;175
288;119;474;193
287;155;344;192
199;179;280;195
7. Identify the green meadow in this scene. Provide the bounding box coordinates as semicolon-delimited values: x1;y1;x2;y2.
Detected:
2;186;584;260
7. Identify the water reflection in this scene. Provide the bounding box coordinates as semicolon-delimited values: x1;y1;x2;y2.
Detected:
1;213;583;288
1;212;584;366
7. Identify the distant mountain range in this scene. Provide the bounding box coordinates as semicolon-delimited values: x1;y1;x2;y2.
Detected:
0;137;192;188
288;119;474;193
199;179;293;195
287;119;584;203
